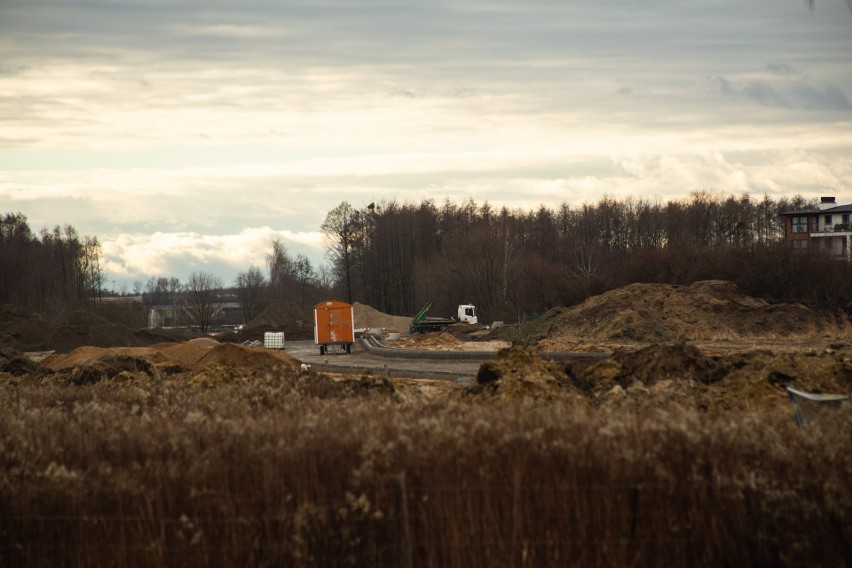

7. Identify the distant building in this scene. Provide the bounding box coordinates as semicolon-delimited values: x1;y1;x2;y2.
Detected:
779;196;852;259
147;302;243;329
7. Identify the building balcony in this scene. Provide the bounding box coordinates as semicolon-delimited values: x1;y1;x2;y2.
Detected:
810;223;852;236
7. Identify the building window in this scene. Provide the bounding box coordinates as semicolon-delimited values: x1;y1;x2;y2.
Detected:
825;214;832;226
843;214;849;223
792;216;808;233
792;239;808;251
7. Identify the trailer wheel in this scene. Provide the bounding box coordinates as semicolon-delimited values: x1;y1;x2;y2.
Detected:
319;345;325;355
345;343;351;354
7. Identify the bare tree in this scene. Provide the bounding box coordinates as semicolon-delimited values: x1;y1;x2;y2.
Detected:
144;276;181;306
266;238;293;299
321;201;361;303
234;266;267;324
182;272;223;332
292;254;316;305
571;243;601;278
79;236;105;302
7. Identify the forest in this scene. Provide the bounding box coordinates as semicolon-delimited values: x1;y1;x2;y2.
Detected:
320;191;852;320
0;213;105;314
3;191;852;325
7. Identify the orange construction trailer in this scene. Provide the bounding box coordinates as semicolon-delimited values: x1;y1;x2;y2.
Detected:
313;300;355;355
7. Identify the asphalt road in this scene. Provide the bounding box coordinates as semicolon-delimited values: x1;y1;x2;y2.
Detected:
284;339;484;384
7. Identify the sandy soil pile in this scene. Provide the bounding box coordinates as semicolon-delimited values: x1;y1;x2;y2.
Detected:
352;302;411;331
35;337;301;386
390;326;509;351
495;280;846;350
392;331;463;349
240;301;313;340
473;342;852;412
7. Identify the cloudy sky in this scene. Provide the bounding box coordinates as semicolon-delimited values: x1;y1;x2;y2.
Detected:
1;0;850;291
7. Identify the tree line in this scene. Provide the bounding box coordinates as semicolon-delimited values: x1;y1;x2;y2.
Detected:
0;213;104;316
320;192;852;321
4;191;851;330
0;212;332;331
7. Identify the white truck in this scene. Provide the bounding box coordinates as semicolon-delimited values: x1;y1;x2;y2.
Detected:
410;301;477;333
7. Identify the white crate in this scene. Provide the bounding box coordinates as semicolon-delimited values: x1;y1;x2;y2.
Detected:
263;332;285;349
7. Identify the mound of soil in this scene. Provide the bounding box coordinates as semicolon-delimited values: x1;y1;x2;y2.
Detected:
194;342;300;371
473;342;852;412
612;343;727;386
0;304;197;353
62;354;161;385
41;337;302;382
501;280;842;348
474;346;588;405
393;331;462;349
352;302;411;331
42;346;172;371
0;304;56;351
240;301;313;340
157;337;220;368
0;354;42;376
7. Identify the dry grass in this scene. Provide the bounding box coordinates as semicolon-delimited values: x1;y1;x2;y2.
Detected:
0;369;850;567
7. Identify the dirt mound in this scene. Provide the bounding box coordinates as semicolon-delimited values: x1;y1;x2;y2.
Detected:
134;327;196;344
240;301;313;340
55;310;114;327
506;280;841;348
62;354;161;385
352;302;411;331
194;343;300;371
41;338;302;380
472;342;852;412
48;321;147;352
0;304;56;351
0;354;42;376
0;304;197;353
611;343;726;386
42;346;172;371
392;331;463;350
474;346;588;405
157;337;220;368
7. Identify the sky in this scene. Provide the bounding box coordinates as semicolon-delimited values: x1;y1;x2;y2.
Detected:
1;0;851;292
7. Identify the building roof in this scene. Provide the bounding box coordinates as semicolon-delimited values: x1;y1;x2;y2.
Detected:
779;203;852;216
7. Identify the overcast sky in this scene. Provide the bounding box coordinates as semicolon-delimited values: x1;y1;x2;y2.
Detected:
1;0;850;291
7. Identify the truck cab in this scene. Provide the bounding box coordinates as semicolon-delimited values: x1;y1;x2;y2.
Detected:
457;304;477;325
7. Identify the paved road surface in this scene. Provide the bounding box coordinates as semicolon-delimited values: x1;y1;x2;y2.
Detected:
284;339;483;383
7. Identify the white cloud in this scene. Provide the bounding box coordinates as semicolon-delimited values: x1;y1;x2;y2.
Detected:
101;227;323;283
1;0;851;287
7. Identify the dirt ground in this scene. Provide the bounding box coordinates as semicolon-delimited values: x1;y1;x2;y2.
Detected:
1;280;850;410
384;280;852;411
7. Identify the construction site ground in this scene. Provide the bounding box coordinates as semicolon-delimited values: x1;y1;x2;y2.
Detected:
287;339;483;384
1;280;850;413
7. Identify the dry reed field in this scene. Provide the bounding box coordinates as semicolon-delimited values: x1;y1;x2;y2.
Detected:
1;365;850;567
